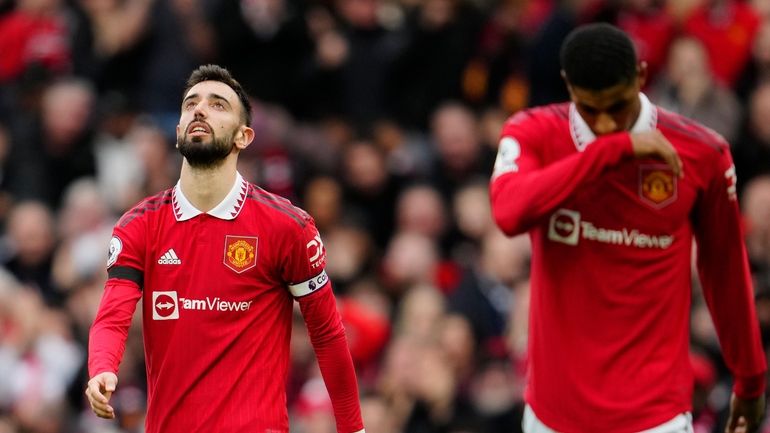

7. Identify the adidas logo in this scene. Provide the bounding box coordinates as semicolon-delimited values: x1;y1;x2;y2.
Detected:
158;248;182;265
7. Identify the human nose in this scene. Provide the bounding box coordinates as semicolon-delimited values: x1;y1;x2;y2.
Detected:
193;100;207;118
592;113;617;135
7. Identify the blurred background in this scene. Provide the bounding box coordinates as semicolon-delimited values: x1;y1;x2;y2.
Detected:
1;0;770;431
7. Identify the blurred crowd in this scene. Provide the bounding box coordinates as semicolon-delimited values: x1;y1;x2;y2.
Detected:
1;0;770;432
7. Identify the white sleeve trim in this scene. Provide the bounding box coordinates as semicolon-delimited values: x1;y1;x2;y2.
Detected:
351;430;365;433
288;270;330;297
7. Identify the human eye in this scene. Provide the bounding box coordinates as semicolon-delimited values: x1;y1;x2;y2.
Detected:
211;100;226;110
184;100;196;110
579;104;598;116
607;101;629;114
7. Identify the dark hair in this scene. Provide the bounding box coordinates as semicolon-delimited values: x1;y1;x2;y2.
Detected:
560;23;638;91
183;64;252;126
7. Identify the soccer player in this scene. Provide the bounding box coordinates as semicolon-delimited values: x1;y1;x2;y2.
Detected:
490;24;767;433
85;65;365;433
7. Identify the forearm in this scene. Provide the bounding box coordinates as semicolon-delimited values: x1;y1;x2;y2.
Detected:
88;280;142;377
299;287;363;433
491;133;633;235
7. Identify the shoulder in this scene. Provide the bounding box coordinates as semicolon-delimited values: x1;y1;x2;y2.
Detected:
116;188;174;229
656;107;730;156
504;103;569;128
245;183;313;231
501;103;570;139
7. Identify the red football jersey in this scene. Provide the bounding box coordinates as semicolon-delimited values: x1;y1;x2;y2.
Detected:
490;94;766;432
89;173;363;433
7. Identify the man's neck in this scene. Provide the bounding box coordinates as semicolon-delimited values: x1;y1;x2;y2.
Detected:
179;158;238;213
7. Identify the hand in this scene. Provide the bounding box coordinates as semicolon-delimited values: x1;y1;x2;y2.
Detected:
725;393;766;433
85;372;118;419
630;130;683;178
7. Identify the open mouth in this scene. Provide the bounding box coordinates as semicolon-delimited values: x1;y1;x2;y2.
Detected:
187;122;211;137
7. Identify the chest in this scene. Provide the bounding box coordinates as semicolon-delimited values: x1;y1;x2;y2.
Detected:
574;161;697;231
547;136;708;233
142;215;283;301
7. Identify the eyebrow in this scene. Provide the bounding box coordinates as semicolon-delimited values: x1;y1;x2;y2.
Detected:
578;99;630;114
577;103;599;113
182;93;233;108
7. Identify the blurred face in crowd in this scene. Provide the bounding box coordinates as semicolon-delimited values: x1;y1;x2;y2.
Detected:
337;0;379;28
8;202;55;265
742;175;770;262
751;0;770;18
396;185;446;239
343;141;387;194
666;38;709;84
42;80;94;147
564;64;646;136
431;104;480;170
176;80;253;168
752;21;770;65
382;233;438;291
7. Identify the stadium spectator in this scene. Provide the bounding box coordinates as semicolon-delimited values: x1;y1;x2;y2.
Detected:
736;20;770;102
381;232;439;298
6;78;97;208
387;0;484;129
428;102;494;202
683;0;761;87
209;0;312;113
340;139;403;248
2;201;60;305
742;175;770;287
650;37;743;142
395;184;449;248
0;0;71;83
734;82;770;192
69;0;154;98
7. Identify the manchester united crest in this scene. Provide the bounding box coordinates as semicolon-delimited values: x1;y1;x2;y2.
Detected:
639;165;677;208
224;235;258;273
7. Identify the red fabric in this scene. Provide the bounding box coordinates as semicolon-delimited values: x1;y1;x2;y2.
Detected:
617;10;676;82
683;1;761;86
340;298;390;366
490;102;766;431
88;280;142;377
0;12;70;81
299;290;364;433
435;260;463;293
689;353;716;388
89;184;363;433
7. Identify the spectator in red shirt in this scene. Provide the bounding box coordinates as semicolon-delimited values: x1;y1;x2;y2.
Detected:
683;0;761;86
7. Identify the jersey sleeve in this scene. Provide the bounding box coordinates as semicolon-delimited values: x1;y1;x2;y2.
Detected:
88;211;146;377
490;110;635;235
282;216;364;433
693;146;767;398
281;215;330;297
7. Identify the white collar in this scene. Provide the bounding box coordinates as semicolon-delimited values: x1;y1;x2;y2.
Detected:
172;172;249;221
569;92;657;152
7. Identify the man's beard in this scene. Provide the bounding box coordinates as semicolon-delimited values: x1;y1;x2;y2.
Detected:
177;129;235;169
